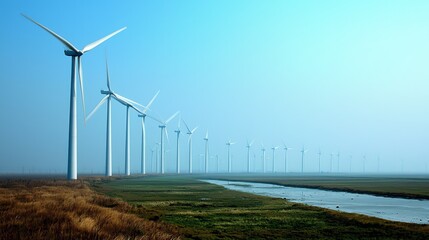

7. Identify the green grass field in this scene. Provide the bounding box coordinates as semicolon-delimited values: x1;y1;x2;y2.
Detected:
92;175;429;239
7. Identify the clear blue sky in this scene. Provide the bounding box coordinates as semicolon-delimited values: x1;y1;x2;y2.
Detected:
1;0;428;174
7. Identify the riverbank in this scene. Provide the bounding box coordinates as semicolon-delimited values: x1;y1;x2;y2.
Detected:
207;174;429;200
92;175;429;239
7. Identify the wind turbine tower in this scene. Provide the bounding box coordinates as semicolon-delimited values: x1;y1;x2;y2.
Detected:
261;144;267;173
283;144;292;173
226;140;236;173
158;112;180;174
174;118;181;174
246;140;254;173
204;131;209;173
183;120;198;174
271;146;279;173
22;14;126;180
300;146;308;173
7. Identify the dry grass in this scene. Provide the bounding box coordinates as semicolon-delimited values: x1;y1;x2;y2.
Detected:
0;178;181;240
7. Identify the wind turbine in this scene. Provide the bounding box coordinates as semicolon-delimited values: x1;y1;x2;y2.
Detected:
22;14;126;180
300;146;309;173
87;60;145;176
226;140;236;173
183;120;198;174
246;140;254;173
317;149;322;173
137;91;160;175
330;153;334;173
174;117;181;174
157;111;180;174
261;143;267;173
271;146;279;173
204;131;209;173
283;143;292;173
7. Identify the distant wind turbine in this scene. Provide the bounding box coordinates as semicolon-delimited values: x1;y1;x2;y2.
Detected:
22;14;126;180
271;146;279;173
246;140;254;173
86;60;145;176
261;143;267;173
174;117;181;174
226;140;236;173
337;152;340;172
156;111;180;174
204;131;209;173
183;120;198;174
300;146;309;173
283;143;292;173
330;153;334;173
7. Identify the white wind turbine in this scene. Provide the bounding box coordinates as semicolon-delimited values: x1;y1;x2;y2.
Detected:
86;60;145;176
174;117;181;174
271;146;279;173
204;131;209;173
282;143;292;173
156;111;180;174
246;140;254;173
183;120;198;174
137;91;160;175
22;14;126;180
300;146;309;173
330;153;334;173
226;140;236;173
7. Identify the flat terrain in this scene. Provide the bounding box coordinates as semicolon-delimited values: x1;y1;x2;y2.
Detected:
93;175;429;239
0;177;180;240
207;174;429;199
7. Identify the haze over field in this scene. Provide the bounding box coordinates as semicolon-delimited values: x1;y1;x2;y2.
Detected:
0;1;428;174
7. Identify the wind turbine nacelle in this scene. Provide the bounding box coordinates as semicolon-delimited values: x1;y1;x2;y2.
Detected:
64;50;82;56
101;90;111;95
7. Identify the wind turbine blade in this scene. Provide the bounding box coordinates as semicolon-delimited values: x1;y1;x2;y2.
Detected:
116;94;147;110
82;27;127;53
143;90;160;114
86;95;109;121
105;60;111;91
146;114;163;124
191;126;198;134
250;140;254;146
21;14;79;52
205;131;209;139
77;57;86;121
165;111;180;124
111;93;129;106
164;127;169;143
182;120;191;132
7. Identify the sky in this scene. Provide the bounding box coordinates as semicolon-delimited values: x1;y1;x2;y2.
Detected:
1;0;428;175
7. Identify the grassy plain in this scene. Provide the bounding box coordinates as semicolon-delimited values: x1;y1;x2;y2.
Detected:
0;177;180;240
93;175;429;239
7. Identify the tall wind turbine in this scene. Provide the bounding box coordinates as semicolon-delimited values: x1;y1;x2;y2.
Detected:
204;131;209;173
183;120;198;174
300;146;309;173
283;144;292;173
137;91;160;175
174;117;181;174
261;144;267;173
157;111;180;174
87;60;144;176
246;140;254;173
22;14;126;180
226;140;236;173
271;146;279;173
